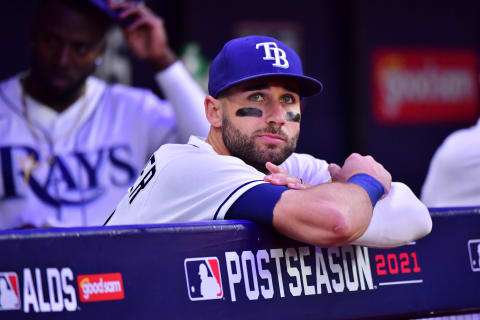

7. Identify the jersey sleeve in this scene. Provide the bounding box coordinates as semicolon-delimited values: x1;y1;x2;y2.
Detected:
154;61;210;142
279;153;331;186
225;183;288;226
352;182;432;248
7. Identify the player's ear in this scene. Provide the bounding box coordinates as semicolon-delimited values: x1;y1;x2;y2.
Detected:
205;95;223;128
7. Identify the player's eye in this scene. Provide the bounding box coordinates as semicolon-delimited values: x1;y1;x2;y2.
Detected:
42;34;61;49
248;93;264;102
281;94;295;104
73;42;89;56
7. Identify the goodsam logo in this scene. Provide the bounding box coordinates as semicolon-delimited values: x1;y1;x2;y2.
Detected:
185;257;223;301
77;273;125;302
0;272;21;311
372;50;478;124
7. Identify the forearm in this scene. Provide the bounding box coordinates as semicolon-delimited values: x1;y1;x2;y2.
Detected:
352;182;432;248
155;62;210;141
273;182;373;247
148;47;177;72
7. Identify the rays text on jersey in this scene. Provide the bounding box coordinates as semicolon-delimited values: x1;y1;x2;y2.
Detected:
0;145;136;206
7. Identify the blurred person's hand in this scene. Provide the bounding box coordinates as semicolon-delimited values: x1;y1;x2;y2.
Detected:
110;1;176;71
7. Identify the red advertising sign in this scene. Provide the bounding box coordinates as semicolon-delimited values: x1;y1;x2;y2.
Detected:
372;49;478;124
77;273;125;302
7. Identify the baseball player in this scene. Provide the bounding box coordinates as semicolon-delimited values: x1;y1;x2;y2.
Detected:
421;118;480;207
106;36;432;248
0;0;209;229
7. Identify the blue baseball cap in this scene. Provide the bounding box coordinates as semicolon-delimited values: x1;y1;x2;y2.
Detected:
208;35;323;98
87;0;116;18
87;0;144;19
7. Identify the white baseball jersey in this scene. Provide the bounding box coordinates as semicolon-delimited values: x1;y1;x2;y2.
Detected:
106;136;331;225
0;62;209;228
107;136;432;248
421;118;480;207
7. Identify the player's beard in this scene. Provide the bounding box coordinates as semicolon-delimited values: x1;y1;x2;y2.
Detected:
222;115;298;174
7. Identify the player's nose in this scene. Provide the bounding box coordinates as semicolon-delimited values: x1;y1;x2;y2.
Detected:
266;101;286;125
53;45;73;68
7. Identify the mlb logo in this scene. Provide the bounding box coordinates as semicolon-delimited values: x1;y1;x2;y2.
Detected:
468;239;480;272
0;272;21;311
184;257;223;301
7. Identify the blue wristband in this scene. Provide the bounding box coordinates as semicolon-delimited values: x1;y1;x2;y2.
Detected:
347;174;384;207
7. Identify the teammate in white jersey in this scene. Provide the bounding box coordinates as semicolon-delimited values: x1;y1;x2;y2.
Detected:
106;35;432;248
422;118;480;207
0;0;209;229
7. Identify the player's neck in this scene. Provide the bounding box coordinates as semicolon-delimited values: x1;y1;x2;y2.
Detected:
22;73;85;113
206;129;231;156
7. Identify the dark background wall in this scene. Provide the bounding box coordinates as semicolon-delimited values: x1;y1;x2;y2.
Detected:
351;0;479;197
2;0;479;196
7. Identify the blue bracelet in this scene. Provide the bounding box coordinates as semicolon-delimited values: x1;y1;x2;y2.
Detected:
347;174;384;207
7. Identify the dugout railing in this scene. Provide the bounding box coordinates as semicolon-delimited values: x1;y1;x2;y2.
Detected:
0;208;479;319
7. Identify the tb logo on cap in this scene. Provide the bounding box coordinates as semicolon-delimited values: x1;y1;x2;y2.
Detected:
256;42;289;69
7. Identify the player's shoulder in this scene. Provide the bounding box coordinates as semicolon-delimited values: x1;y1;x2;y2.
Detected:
285;152;327;164
152;141;210;167
157;141;204;157
0;74;23;112
427;121;480;176
436;120;480;159
443;120;480;147
157;140;262;181
281;152;330;185
0;73;20;87
0;73;22;99
282;152;329;172
158;141;244;167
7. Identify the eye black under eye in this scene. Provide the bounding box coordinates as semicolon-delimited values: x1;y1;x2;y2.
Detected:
285;112;301;122
236;107;263;117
